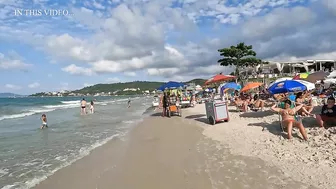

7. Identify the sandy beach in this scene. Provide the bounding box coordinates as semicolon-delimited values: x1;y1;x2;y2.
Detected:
31;103;331;189
189;104;336;189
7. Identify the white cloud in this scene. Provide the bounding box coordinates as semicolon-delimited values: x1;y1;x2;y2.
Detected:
62;64;94;76
28;82;40;88
0;0;335;86
106;77;120;83
0;52;32;70
124;71;136;77
47;74;52;78
5;84;21;90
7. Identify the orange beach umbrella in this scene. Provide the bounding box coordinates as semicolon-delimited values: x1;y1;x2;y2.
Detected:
205;73;236;85
241;82;263;92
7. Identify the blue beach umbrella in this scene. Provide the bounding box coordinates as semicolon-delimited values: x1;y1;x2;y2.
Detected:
268;80;307;94
157;81;185;91
221;82;241;91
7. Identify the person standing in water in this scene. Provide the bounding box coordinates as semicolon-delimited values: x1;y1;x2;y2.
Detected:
127;98;131;108
81;98;87;115
40;114;48;129
90;100;94;114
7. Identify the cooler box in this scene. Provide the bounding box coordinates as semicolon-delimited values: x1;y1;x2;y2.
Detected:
205;101;229;125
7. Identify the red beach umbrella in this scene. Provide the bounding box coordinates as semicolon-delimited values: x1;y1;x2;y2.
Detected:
205;73;236;85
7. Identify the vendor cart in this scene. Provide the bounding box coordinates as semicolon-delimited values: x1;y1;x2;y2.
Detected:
205;101;229;125
167;101;182;117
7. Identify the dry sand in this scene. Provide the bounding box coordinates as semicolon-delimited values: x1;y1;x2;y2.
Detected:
187;104;336;189
33;108;318;189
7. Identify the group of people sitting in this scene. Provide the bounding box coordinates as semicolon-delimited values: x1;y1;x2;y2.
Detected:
231;87;336;140
233;92;266;112
271;96;336;140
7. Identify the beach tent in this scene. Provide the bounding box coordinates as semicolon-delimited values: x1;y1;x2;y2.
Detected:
157;81;185;91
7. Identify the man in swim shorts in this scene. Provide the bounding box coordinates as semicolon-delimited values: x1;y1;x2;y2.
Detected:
81;98;87;115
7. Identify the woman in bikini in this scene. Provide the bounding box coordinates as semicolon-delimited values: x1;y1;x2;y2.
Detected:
271;99;308;140
295;92;314;116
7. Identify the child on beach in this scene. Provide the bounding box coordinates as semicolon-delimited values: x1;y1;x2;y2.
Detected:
40;114;48;129
90;100;94;114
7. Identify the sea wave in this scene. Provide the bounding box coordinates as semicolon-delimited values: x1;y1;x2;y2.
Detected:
60;100;80;104
0;109;55;121
1;134;121;189
0;97;134;121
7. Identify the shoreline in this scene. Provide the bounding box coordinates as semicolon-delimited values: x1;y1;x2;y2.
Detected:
31;106;318;189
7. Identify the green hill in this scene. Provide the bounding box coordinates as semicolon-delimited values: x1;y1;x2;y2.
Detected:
30;79;207;96
73;81;164;95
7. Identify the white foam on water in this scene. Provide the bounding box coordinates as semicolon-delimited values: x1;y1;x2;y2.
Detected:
60;100;80;104
0;168;9;178
0;108;56;121
43;104;78;109
1;133;121;189
1;185;15;189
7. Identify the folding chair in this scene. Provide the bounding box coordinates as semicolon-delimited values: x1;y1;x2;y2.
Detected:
277;101;301;132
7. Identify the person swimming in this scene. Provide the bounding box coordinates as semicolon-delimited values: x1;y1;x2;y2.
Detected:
40;114;48;129
81;98;87;115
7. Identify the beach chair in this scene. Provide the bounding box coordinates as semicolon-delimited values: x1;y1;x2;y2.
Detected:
277;101;301;132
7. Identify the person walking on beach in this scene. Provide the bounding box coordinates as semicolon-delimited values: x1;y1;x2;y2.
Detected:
40;114;48;129
162;92;168;117
127;98;131;108
81;98;87;115
90;100;94;114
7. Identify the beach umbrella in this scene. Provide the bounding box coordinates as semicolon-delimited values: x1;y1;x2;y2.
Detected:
269;78;315;91
296;80;315;91
305;71;329;83
327;70;336;78
222;82;240;90
221;82;241;91
293;72;309;80
268;80;307;94
269;77;292;88
241;82;263;92
157;81;185;91
205;73;236;85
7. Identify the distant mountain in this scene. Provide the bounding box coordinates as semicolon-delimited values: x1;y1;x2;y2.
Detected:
0;93;24;98
72;79;207;95
186;79;207;86
30;79;208;96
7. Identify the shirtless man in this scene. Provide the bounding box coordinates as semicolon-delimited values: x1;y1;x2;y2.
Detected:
81;98;87;115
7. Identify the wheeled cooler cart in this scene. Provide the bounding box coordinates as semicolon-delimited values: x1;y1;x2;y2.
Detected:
205;101;229;125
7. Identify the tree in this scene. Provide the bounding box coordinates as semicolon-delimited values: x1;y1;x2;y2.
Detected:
217;42;262;80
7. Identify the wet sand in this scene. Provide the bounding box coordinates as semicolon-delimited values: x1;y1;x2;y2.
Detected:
33;108;316;189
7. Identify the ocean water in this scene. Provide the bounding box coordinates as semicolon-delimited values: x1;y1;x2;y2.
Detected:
0;96;152;189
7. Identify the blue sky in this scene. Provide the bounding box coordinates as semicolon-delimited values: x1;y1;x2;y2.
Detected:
0;0;335;95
